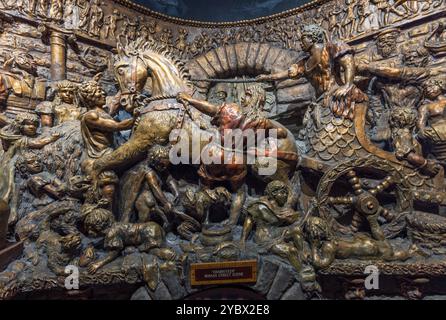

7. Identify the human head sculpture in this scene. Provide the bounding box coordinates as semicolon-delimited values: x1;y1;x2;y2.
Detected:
16;151;43;177
265;180;289;207
304;216;331;242
84;206;115;237
147;144;171;172
77;74;107;109
375;28;400;59
56;80;77;105
212;82;230;104
423;76;446;101
390;106;418;130
300;24;326;52
14;113;40;137
401;44;430;67
4;51;38;76
241;84;267;112
60;233;82;254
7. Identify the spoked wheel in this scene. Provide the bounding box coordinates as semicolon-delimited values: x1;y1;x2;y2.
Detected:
316;156;413;239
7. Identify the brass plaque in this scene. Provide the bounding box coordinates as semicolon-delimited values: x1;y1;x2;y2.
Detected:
190;260;257;286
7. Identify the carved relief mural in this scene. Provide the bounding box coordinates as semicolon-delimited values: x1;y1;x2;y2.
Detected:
1;0;446;301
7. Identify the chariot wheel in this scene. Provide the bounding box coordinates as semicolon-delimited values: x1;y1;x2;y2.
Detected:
316;156;413;239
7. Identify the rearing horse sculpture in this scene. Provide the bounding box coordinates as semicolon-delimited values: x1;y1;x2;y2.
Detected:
93;40;298;190
93;41;209;174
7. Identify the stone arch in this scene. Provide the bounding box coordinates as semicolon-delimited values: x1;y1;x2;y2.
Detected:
186;42;302;96
185;43;313;133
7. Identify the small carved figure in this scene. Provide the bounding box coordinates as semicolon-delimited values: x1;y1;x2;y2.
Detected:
77;76;135;174
88;0;103;38
418;77;446;162
339;0;357;39
83;205;165;274
37;0;49;18
355;0;372;34
36;80;81;128
178;84;294;191
179;186;232;240
370;0;406;27
159;28;173;48
15;151;64;200
0;52;50;115
44;233;82;275
103;9;122;39
241;181;304;272
129;145;180;228
49;0;63;22
390;107;441;176
257;24;367;119
176;28;188;56
374;28;400;61
63;0;76;29
325;4;343;40
0;113;60;153
77;0;91;32
304;217;423;269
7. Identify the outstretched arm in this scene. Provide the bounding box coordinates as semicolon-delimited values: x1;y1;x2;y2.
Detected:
256;62;305;82
88;250;120;274
84;111;134;132
27;133;60;149
177;92;220;117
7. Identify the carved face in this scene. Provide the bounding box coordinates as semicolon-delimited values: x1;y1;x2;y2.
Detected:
403;49;428;67
271;187;289;207
376;34;398;58
59;88;75;104
241;88;253;108
24;155;43;174
300;34;314;52
21;120;38;137
15;54;37;76
424;83;443;100
101;184;116;202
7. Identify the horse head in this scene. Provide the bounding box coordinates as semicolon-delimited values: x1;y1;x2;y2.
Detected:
114;41;192;113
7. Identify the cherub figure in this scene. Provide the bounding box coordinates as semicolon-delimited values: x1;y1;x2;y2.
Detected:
0;112;60;153
9;151;64;225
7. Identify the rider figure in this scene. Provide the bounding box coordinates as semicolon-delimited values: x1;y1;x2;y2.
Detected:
177;84;290;191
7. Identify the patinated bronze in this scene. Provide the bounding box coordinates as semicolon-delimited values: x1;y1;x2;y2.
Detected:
0;0;446;300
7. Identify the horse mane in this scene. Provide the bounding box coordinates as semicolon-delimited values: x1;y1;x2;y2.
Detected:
116;39;192;88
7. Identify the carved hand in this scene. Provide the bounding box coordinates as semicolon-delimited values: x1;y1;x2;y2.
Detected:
177;92;192;103
51;132;62;141
256;74;272;82
87;262;102;274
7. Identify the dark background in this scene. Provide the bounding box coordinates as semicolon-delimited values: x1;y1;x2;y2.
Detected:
133;0;312;22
